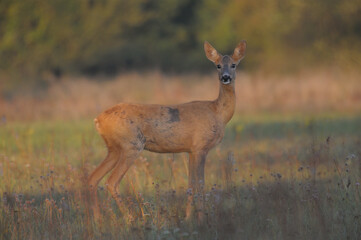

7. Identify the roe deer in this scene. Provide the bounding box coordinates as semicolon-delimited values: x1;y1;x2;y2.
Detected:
88;41;247;221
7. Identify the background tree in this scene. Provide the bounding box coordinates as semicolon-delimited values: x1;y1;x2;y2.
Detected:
0;0;360;86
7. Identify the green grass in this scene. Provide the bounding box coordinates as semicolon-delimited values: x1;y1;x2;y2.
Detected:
0;114;361;239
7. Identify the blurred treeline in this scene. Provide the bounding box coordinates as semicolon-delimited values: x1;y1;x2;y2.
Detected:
0;0;360;82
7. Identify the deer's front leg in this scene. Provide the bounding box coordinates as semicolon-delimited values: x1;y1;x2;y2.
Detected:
186;151;207;222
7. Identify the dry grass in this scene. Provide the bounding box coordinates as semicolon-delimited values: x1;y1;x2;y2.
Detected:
1;69;361;239
0;115;361;239
1;69;360;121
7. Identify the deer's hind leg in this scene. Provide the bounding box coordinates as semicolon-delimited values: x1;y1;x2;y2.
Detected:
105;142;143;211
87;148;121;218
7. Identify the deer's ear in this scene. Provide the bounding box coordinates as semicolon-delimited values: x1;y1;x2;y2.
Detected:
232;40;246;63
204;41;222;63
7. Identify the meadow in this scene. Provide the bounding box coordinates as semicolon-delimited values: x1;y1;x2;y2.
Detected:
1;70;361;239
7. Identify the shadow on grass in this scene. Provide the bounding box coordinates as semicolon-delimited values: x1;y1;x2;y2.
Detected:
226;115;361;143
2;175;361;240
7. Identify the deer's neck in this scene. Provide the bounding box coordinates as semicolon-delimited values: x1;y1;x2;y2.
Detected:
214;81;236;124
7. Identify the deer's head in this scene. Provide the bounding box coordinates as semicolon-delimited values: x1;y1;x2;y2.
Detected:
204;41;246;85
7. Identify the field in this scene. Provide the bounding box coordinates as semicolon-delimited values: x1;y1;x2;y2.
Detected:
1;71;361;239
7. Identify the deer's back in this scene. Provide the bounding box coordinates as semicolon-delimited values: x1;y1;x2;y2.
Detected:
95;101;225;153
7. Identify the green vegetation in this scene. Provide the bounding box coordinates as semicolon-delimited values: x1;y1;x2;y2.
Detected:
1;1;360;238
1;114;360;239
0;0;360;82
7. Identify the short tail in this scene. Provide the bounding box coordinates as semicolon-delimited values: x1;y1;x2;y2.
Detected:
94;118;100;132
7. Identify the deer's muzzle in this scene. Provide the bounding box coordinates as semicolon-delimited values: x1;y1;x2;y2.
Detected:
221;74;232;84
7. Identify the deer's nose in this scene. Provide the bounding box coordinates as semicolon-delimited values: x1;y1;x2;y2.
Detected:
221;74;231;81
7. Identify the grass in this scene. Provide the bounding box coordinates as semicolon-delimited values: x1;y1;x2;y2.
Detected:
1;113;361;239
2;69;361;121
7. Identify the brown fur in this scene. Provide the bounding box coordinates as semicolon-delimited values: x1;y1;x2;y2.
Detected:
88;41;247;221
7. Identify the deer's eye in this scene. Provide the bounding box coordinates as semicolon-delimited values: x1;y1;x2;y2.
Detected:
231;64;236;68
217;65;221;69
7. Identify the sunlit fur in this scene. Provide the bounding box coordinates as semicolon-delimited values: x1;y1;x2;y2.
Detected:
88;41;247;221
